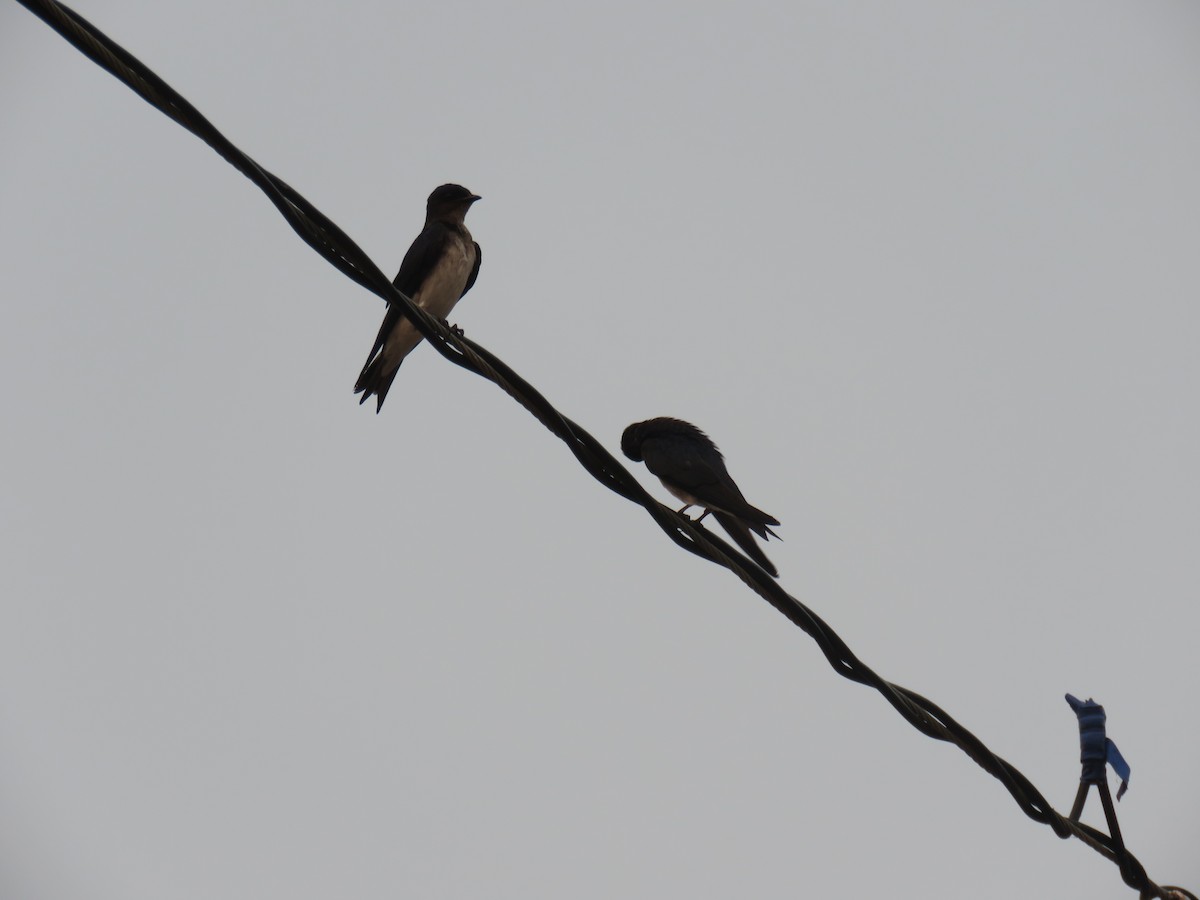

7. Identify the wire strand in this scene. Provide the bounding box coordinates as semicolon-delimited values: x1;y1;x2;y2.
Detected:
14;3;1193;897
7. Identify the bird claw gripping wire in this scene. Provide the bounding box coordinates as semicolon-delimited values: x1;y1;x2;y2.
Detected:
1065;693;1131;854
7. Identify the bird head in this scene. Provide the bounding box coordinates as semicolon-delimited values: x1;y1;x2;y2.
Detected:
620;421;648;461
427;184;481;221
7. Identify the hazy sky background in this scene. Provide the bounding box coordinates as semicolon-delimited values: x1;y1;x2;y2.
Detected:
3;2;1198;898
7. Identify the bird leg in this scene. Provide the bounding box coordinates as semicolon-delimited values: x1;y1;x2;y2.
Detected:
440;318;465;337
676;504;711;525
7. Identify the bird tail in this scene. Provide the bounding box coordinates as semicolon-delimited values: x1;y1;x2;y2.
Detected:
714;512;779;578
740;503;781;541
353;353;400;414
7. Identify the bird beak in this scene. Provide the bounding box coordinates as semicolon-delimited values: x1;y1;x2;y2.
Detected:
469;194;482;203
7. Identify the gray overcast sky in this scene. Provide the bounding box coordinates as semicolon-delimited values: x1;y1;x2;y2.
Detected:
3;1;1198;897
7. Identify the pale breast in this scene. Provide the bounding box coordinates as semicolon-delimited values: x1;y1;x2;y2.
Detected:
415;234;476;320
660;479;706;509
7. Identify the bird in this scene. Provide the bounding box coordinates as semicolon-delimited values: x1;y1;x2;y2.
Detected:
621;417;781;577
354;183;482;412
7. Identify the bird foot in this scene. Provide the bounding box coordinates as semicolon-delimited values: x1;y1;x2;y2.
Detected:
440;318;465;338
676;505;711;525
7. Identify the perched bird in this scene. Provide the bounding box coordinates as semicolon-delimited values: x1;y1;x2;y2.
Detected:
355;183;482;412
621;417;782;577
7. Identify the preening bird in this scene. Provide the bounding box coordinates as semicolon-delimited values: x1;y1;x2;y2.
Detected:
621;417;781;577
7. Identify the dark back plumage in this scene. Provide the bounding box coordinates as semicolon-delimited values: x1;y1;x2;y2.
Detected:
621;417;716;463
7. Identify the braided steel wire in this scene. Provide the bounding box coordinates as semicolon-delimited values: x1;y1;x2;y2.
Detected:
14;3;1194;898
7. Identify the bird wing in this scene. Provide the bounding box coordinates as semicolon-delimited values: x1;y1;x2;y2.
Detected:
461;241;481;297
393;222;453;297
640;436;723;495
713;512;779;577
357;224;455;372
641;436;779;533
640;438;739;511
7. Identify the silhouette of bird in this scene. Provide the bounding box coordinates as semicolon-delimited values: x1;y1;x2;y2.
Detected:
621;417;781;577
355;183;481;412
